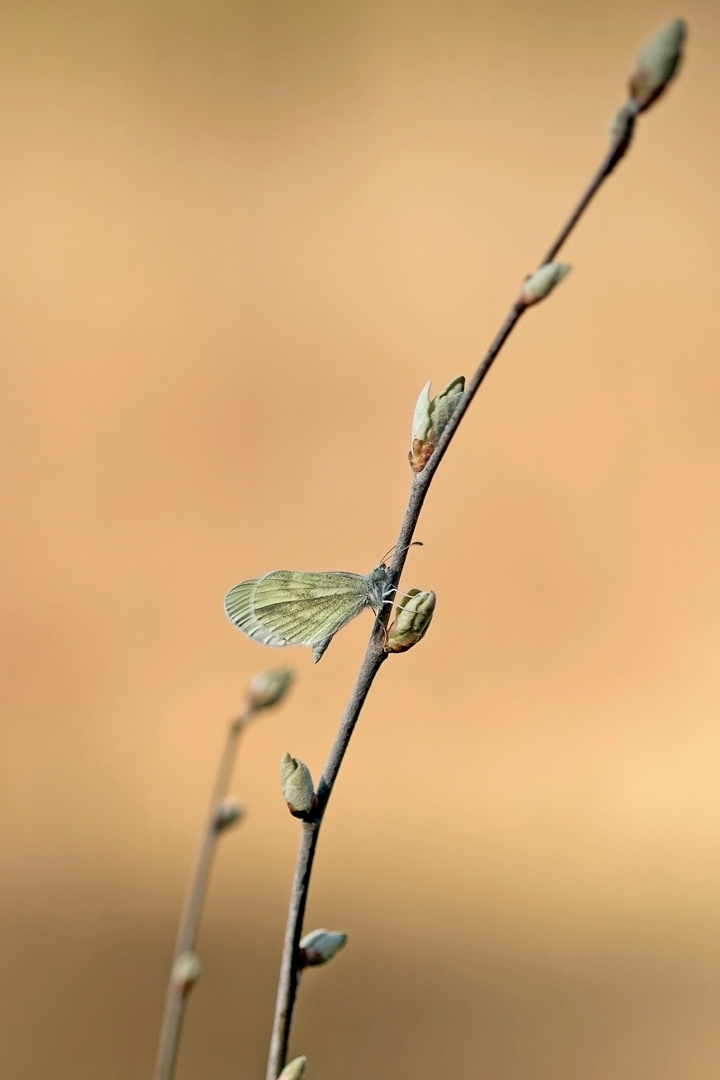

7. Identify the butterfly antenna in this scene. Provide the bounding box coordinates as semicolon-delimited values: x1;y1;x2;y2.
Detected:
379;540;423;565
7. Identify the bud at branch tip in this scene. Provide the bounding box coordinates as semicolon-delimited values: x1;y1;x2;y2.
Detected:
247;668;295;711
629;19;687;113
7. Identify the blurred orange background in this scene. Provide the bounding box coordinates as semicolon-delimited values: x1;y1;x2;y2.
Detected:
1;2;719;1077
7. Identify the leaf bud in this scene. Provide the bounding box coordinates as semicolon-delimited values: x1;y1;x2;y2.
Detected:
409;376;465;474
213;798;245;833
280;752;315;816
628;19;687;113
248;668;295;711
299;928;348;968
171;951;202;992
384;589;436;653
608;102;637;163
519;262;572;308
278;1057;308;1080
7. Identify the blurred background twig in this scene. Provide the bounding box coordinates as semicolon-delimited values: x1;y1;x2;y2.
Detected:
155;669;293;1080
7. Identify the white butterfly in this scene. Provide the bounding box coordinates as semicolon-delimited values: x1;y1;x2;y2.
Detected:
224;564;393;662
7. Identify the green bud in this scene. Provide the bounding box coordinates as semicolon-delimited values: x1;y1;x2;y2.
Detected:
280;752;315;816
609;103;636;149
299;928;348;967
278;1057;308;1080
171;951;202;992
629;19;687;113
519;262;571;307
213;798;245;833
409;377;465;474
385;589;436;653
248;668;295;711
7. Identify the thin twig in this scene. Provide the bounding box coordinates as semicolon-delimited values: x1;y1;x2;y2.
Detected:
155;708;254;1080
265;113;636;1080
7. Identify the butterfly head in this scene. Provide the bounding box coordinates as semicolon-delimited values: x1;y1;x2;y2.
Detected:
367;563;395;612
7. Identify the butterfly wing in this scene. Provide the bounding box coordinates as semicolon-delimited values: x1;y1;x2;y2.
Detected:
251;571;372;645
224;577;291;646
224;570;372;649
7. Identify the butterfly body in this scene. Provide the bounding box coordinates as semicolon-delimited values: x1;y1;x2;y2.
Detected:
224;564;393;662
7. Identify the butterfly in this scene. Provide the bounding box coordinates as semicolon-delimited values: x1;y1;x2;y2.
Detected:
224;564;393;662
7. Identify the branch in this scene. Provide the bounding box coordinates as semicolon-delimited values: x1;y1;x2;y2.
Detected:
154;710;252;1080
265;19;687;1073
155;664;294;1080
